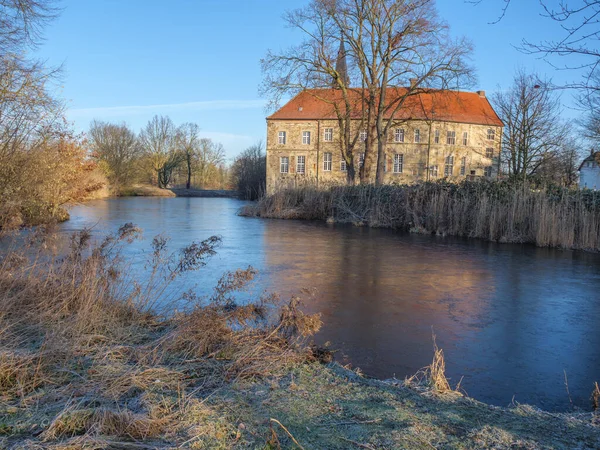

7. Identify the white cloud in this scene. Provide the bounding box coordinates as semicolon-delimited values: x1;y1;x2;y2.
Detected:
68;99;265;118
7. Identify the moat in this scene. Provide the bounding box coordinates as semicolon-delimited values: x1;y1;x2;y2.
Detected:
60;196;600;411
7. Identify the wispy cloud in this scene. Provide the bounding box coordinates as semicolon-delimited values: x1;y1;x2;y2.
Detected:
68;99;265;118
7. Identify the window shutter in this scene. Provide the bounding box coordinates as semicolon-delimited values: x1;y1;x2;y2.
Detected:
290;156;295;173
387;156;392;171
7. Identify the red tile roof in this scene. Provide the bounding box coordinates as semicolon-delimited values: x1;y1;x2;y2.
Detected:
267;88;503;127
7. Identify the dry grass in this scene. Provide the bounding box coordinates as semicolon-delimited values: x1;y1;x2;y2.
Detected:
405;333;459;395
0;225;321;448
241;181;600;251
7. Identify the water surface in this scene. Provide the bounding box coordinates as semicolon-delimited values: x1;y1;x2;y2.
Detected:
61;197;600;411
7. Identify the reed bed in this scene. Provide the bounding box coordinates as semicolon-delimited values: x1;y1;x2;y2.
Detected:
241;181;600;251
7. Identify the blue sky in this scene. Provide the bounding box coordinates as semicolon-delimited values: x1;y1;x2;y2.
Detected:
36;0;580;160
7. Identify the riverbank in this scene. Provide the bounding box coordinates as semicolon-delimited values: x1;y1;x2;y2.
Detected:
1;227;598;449
241;181;600;252
117;184;239;198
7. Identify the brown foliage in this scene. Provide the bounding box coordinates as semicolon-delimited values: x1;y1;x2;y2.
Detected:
0;135;107;230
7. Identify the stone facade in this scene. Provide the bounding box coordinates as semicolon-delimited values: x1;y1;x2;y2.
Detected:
266;119;502;193
266;89;504;193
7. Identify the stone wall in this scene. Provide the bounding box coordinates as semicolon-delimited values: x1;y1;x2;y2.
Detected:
266;119;502;193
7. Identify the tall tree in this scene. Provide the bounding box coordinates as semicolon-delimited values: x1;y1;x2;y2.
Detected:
493;70;568;179
196;138;225;188
138;115;182;188
262;0;474;184
533;126;583;186
176;122;201;189
89;120;140;189
0;0;62;162
231;142;266;200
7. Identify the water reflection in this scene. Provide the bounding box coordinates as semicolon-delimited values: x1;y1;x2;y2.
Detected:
60;197;600;411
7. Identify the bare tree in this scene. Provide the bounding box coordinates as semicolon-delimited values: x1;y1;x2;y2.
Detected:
231;142;266;200
0;0;59;53
196;138;225;188
176;122;201;189
89;120;140;189
0;0;63;162
0;1;108;227
493;70;568;179
473;1;600;91
534;127;583;186
262;0;474;184
331;0;474;184
139;115;182;188
261;5;365;183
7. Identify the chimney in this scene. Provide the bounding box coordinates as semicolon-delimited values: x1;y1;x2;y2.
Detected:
410;78;417;88
476;90;486;97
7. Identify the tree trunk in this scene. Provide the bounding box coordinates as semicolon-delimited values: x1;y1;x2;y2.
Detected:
186;153;192;189
375;133;386;185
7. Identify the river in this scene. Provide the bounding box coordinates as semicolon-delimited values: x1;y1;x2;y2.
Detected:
59;196;600;412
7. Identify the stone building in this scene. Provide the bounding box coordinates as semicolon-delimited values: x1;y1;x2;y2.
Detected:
265;88;504;193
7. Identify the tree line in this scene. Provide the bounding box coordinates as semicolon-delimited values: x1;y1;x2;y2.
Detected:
90;116;227;191
89;116;266;199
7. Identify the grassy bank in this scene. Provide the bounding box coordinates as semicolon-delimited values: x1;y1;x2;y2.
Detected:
117;184;239;198
1;227;598;449
241;181;600;252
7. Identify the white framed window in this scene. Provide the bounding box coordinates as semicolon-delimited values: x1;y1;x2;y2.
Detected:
460;157;467;175
462;132;468;146
446;131;456;145
297;155;306;174
414;129;421;143
359;152;365;167
359;130;367;142
302;131;311;145
393;154;403;173
487;128;495;141
280;156;289;173
324;128;333;142
431;165;439;178
434;129;440;144
340;160;347;171
278;131;286;145
484;166;493;177
486;148;494;159
444;155;454;177
395;128;405;143
323;152;332;171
